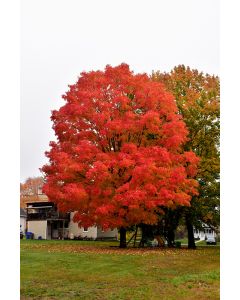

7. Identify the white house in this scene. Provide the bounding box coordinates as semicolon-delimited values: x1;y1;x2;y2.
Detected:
26;201;118;240
20;208;27;233
193;224;217;241
68;212;118;240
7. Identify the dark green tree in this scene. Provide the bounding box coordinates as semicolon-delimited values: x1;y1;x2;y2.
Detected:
151;65;220;248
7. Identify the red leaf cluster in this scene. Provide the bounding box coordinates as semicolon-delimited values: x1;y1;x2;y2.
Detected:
41;64;199;228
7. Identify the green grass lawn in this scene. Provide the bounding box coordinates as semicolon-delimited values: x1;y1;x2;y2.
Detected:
21;239;219;300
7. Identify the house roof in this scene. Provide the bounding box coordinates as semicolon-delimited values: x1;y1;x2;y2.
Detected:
26;201;55;207
20;208;27;217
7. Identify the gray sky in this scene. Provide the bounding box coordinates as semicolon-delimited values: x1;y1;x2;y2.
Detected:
21;0;219;182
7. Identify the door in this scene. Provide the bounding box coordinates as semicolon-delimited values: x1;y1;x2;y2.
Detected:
47;222;52;240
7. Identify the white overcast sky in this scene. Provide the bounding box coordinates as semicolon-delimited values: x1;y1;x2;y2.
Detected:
21;0;219;182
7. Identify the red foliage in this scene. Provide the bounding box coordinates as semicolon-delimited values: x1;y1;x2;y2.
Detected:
41;64;199;228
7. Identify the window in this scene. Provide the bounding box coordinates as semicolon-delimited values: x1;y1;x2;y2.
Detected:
64;222;69;228
83;227;88;232
53;222;58;230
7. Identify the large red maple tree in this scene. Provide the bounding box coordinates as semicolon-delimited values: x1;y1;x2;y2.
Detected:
41;64;199;247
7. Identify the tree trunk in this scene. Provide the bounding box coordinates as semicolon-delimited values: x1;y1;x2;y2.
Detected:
139;224;154;247
186;218;196;249
119;227;127;248
167;228;175;248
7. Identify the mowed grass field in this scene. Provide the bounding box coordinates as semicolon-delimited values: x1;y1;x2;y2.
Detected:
21;240;220;300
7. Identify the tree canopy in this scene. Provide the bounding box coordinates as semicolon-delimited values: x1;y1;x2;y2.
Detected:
41;64;199;230
151;65;220;246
